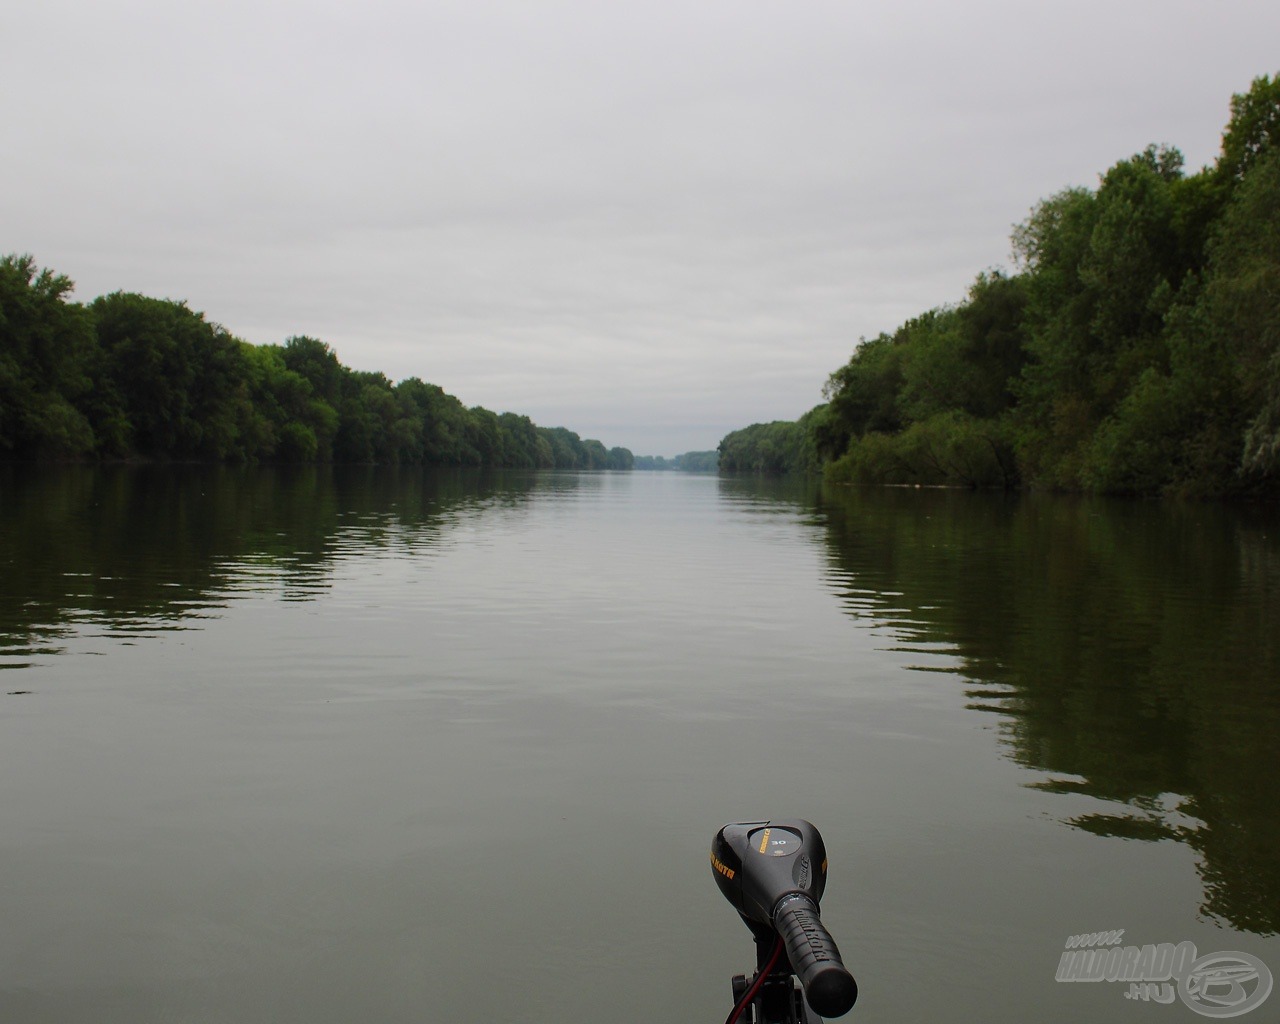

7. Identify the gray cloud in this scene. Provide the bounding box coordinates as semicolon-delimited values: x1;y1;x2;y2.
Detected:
5;0;1278;453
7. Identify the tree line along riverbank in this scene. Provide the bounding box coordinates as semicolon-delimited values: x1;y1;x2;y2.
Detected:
719;74;1280;498
0;261;637;470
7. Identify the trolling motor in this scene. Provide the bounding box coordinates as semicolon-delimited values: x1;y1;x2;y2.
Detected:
712;820;857;1023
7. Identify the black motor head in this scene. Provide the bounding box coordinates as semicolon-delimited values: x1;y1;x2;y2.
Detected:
711;819;828;927
713;819;857;1018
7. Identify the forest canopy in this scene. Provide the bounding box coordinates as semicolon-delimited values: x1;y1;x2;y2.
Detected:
633;451;718;472
0;264;629;469
718;74;1280;497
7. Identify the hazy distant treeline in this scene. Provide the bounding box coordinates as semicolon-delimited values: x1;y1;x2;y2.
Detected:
632;451;718;472
0;266;632;469
720;74;1280;496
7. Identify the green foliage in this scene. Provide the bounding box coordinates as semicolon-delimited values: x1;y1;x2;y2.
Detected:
718;420;798;474
0;255;97;458
721;74;1280;495
816;270;1027;488
892;309;966;424
1205;144;1280;484
1081;369;1192;494
1009;147;1206;487
950;272;1030;418
826;413;1015;489
530;427;629;470
672;450;717;472
718;407;827;474
632;451;718;471
823;431;900;486
1218;73;1280;184
498;413;544;468
581;439;609;470
537;426;588;468
90;292;253;460
607;446;634;470
822;333;906;448
1;259;626;468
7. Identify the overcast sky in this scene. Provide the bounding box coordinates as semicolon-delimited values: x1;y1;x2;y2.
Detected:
5;1;1278;455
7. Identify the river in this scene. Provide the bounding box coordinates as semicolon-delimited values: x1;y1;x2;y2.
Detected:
1;466;1277;1022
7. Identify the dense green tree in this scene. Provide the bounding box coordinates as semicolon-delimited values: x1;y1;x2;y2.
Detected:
1218;73;1280;185
90;292;250;460
952;271;1030;419
280;336;344;407
580;438;608;469
333;370;396;463
891;309;965;425
671;450;717;472
497;412;547;468
538;426;588;469
817;272;1025;487
826;411;1014;488
719;410;826;475
1;257;626;468
820;332;907;456
0;256;97;458
718;75;1280;496
392;379;477;464
465;406;505;466
1207;147;1280;482
607;446;634;470
1080;78;1280;494
247;343;339;461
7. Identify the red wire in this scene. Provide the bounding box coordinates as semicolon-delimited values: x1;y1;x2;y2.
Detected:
723;934;785;1024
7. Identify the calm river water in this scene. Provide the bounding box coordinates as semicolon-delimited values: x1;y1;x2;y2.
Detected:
1;466;1277;1023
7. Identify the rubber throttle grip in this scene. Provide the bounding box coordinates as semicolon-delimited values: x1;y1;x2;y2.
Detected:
773;894;858;1017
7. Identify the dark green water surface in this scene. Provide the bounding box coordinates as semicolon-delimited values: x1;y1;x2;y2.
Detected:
1;466;1277;1022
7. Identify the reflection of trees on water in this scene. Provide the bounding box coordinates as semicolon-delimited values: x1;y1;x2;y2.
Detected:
5;469;1276;933
0;465;562;667
816;487;1280;935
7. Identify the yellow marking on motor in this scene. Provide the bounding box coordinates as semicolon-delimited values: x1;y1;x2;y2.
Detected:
758;828;771;854
821;858;828;873
710;851;735;880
